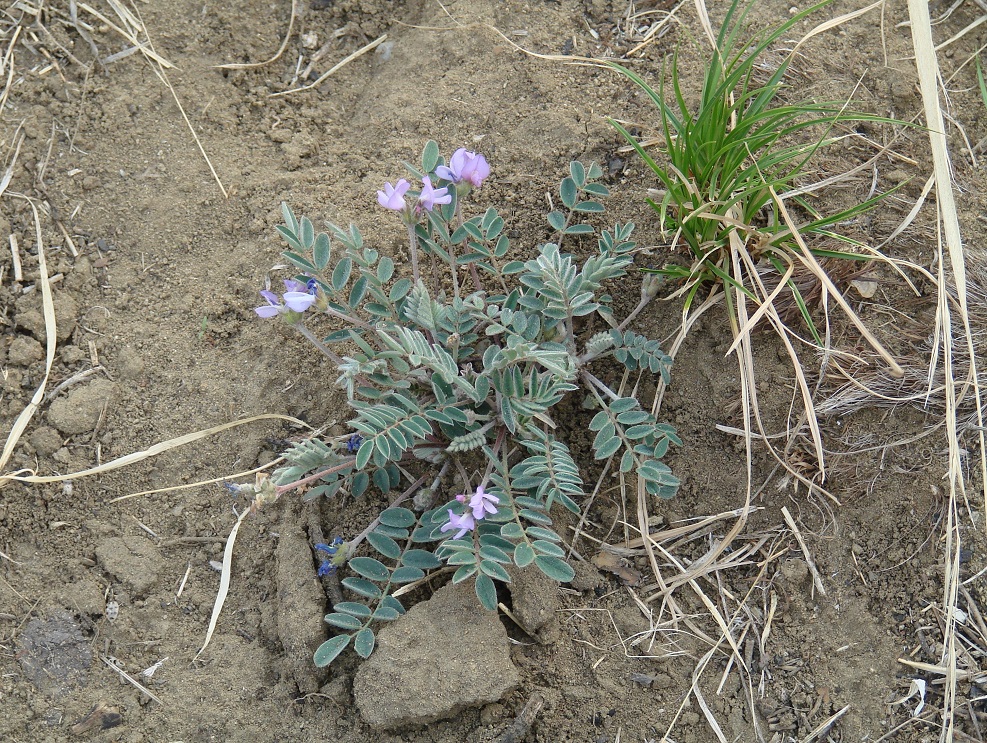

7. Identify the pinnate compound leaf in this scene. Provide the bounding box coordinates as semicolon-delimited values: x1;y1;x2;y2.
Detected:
534;555;575;583
354;628;376;659
314;635;350;667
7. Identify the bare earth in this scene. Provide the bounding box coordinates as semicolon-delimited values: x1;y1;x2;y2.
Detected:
1;0;986;741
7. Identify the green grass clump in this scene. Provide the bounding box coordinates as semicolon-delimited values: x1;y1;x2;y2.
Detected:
609;0;901;345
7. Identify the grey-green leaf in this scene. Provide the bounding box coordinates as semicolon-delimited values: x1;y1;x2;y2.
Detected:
349;556;389;582
324;612;362;630
314;635;350;667
354;628;376;659
534;555;575;582
480;559;512;583
391;565;425;583
595;436;622;459
475;574;497;610
514;542;535;568
341;577;382;598
380;507;416;528
422;140;440;173
334;601;371;618
333;257;353;291
402;549;442;569
367;531;401;559
313;233;330;270
560;177;578;208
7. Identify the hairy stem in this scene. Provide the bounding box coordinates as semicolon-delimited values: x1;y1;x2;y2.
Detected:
406;222;420;284
295;323;345;365
581;370;620;402
275;458;356;496
349;474;428;551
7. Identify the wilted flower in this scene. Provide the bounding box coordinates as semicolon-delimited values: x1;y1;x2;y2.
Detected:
436;148;490;188
377;179;411;211
316;537;344;556
315;537;345;577
467;486;499;520
417;176;451;212
440;509;476;539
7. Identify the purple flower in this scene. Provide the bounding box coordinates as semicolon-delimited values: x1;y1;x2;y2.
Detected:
317;561;336;577
467;486;499;520
254;279;317;318
436;149;490;188
417;176;451;212
255;290;284;318
440;508;476;539
377;179;411;211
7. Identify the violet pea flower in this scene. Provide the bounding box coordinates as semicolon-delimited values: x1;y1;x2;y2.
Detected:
440;509;476;540
436;149;490;188
417;176;452;212
467;486;499;521
377;179;412;211
254;279;317;318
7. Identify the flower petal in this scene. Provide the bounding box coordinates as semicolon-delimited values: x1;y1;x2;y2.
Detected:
255;304;282;318
283;291;317;312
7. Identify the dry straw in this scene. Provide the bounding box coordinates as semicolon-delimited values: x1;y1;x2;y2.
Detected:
905;0;981;740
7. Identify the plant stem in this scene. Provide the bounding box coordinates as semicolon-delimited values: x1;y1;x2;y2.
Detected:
406;222;420;284
275;458;356;496
618;291;657;332
294;323;345;365
349;474;428;551
581;370;620;402
324;305;374;332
